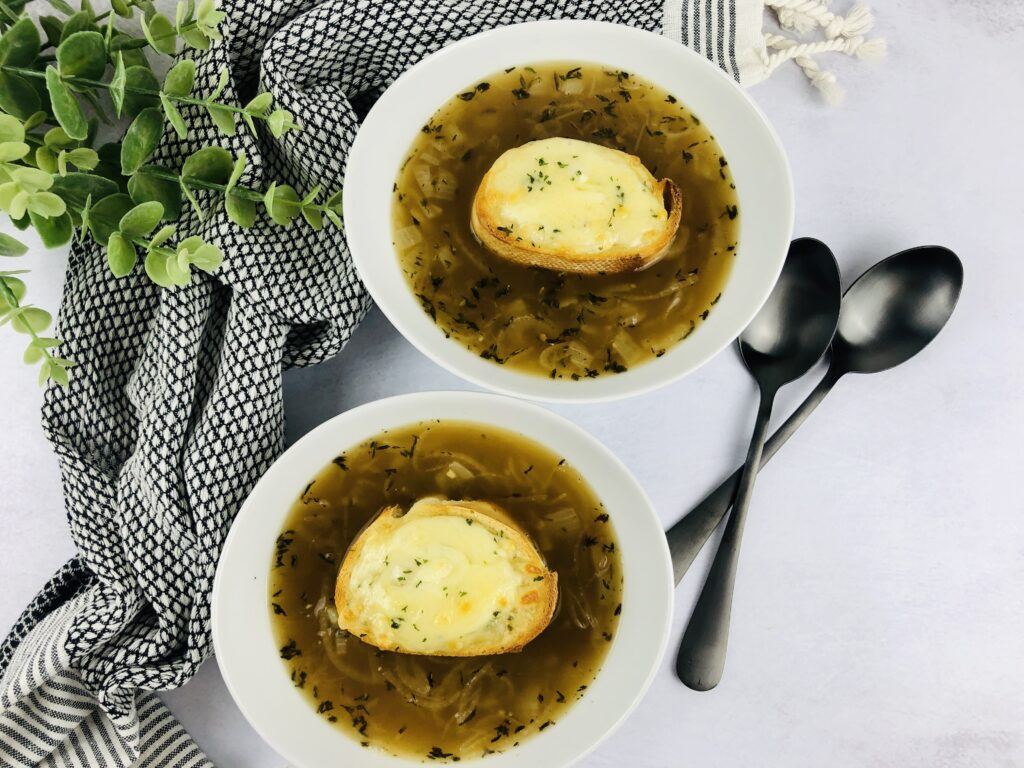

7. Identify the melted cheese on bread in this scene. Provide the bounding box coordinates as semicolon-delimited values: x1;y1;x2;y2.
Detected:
471;137;682;273
334;498;557;656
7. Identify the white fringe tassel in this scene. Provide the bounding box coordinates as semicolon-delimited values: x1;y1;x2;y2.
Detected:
762;0;886;104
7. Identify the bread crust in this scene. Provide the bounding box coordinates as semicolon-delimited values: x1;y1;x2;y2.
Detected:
334;499;558;656
471;149;683;274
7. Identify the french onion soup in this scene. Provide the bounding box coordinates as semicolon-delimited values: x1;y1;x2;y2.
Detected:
269;420;622;761
392;62;740;379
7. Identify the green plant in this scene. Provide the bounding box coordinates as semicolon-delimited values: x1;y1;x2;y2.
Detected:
0;230;74;383
0;0;343;384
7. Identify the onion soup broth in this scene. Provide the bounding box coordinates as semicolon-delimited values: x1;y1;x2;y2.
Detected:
269;421;622;761
392;62;740;379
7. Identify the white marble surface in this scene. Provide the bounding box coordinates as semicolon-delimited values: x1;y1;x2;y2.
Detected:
2;1;1023;765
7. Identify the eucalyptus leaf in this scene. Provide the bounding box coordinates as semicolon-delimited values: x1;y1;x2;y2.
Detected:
51;172;118;212
109;53;127;117
0;276;26;308
144;249;173;287
43;126;76;149
180;27;210;51
159;92;187;139
149;223;175;247
205;104;235;136
0;141;29;162
49;363;70;387
39;16;65;49
10;166;54;191
0;114;23;143
0;232;28;256
85;192;133;245
29;210;73;247
122;65;160;117
106;231;137;277
118;200;163;236
266;109;295;138
63;147;99;171
23;111;47;131
225;153;246;190
263;182;300;226
27;191;67;218
225;192;256;228
0;71;42;119
11;306;52;335
165;250;191;285
60;11;99;42
45;0;77;14
120;107;163;174
5;189;28;219
301;205;323;230
163;59;195;97
0;17;41;67
243;92;272;116
23;344;44;364
57;31;106;80
45;66;89;140
128;166;181;220
174;0;188;28
181;146;232;184
140;12;176;55
188;242;223;272
35;146;58;174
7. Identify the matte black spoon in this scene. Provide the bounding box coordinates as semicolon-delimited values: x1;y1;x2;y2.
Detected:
675;238;841;692
666;245;964;587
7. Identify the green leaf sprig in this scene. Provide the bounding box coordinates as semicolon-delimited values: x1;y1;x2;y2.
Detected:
0;1;344;385
0;230;75;384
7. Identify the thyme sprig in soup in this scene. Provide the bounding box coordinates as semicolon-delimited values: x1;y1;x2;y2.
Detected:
269;420;622;762
392;62;740;379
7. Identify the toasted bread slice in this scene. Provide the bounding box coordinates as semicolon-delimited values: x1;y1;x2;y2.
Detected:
471;136;682;274
335;497;557;657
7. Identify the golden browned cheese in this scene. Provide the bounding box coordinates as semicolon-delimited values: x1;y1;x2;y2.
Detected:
334;498;558;656
471;137;682;274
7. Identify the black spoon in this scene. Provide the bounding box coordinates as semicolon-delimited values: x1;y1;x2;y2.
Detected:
675;238;841;692
666;245;964;588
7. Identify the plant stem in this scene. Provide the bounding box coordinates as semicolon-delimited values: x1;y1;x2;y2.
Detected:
134;167;339;218
1;64;252;118
0;275;61;372
0;3;20;24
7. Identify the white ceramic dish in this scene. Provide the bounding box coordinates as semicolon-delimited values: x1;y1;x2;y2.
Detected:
212;391;674;768
344;19;793;403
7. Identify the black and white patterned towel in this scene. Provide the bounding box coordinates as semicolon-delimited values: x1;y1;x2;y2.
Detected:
0;1;882;765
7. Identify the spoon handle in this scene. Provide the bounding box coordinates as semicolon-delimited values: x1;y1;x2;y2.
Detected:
667;366;840;584
675;388;775;691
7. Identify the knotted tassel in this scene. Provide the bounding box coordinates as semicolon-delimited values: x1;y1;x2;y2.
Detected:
767;0;876;40
763;32;886;104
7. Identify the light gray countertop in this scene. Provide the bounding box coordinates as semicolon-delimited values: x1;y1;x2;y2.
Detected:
2;2;1022;765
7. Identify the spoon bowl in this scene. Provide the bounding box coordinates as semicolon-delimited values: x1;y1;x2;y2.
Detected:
833;246;963;375
739;238;843;390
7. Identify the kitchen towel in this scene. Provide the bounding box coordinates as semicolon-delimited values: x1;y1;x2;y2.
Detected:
0;1;881;766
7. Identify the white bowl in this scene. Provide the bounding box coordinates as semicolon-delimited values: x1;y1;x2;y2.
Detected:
212;391;674;768
344;20;793;403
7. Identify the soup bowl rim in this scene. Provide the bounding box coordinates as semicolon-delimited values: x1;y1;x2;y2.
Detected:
212;390;674;768
343;18;794;403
